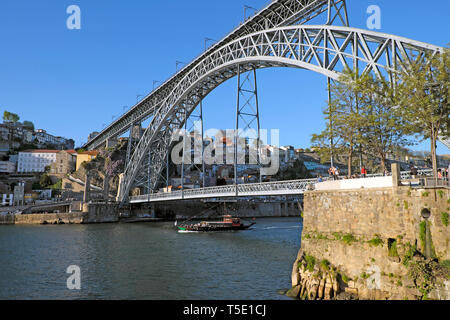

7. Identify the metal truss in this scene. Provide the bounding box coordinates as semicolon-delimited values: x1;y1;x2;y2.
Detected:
125;123;142;165
235;66;262;184
117;24;443;204
83;0;347;151
438;136;450;150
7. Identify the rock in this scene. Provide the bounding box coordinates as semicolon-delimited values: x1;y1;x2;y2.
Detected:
318;280;325;299
286;285;301;299
291;264;300;287
345;287;358;296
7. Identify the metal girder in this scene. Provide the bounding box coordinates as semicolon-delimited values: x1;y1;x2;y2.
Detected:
118;25;443;204
438;136;450;150
83;0;347;151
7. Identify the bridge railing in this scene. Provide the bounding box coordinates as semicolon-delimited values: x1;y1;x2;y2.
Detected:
129;169;435;203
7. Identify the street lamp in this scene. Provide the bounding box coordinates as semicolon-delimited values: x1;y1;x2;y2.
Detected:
176;61;187;71
204;37;216;51
136;94;144;104
123;106;128;112
244;5;257;20
153;80;162;91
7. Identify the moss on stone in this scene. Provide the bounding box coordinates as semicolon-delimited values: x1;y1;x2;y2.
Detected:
342;233;356;245
422;191;430;197
333;232;342;240
419;221;427;251
404;201;409;210
368;235;383;247
440;211;449;227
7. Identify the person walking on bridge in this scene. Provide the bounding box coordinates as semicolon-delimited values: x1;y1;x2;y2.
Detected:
361;166;367;178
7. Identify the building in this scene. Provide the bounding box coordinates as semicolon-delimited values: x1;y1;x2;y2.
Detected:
50;150;77;174
0;161;16;173
76;150;99;171
17;150;59;173
34;129;74;150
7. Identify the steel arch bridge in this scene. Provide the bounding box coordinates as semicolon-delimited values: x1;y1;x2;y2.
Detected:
82;0;444;205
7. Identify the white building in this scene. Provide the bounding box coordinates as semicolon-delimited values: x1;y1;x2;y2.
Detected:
0;161;16;173
17;150;58;173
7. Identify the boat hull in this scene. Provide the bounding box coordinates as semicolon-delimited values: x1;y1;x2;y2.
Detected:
177;223;254;233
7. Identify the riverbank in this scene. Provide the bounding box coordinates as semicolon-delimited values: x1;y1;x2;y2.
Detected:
289;181;450;300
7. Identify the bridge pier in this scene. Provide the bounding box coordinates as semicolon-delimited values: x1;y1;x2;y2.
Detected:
105;138;118;149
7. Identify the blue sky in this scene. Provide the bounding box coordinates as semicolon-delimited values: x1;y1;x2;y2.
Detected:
0;0;448;154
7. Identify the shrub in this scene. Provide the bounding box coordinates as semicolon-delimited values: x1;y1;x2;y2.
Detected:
402;244;417;266
388;239;399;257
304;254;316;272
320;259;330;271
341;274;349;284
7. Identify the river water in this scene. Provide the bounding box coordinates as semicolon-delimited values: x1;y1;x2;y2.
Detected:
0;217;302;300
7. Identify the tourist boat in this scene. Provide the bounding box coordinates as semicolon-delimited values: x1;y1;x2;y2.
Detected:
176;215;255;233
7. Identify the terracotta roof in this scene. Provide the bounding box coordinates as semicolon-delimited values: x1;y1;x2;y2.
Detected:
21;149;60;153
21;149;77;154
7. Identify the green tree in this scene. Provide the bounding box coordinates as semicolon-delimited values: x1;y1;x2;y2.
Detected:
397;49;450;177
358;74;414;172
2;111;19;123
278;159;310;180
311;69;367;177
40;174;53;188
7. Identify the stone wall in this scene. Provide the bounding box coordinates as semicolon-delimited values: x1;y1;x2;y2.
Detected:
150;200;302;220
82;203;119;223
290;186;450;300
14;212;84;225
0;214;15;225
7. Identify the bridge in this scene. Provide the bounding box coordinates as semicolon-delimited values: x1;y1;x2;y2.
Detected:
82;0;445;205
129;169;435;204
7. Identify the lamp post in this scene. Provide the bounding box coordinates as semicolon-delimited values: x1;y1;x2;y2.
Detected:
244;5;257;20
153;80;162;91
204;37;216;51
136;95;143;104
176;61;186;72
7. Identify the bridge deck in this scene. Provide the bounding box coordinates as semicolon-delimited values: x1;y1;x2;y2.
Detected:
129;170;433;204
